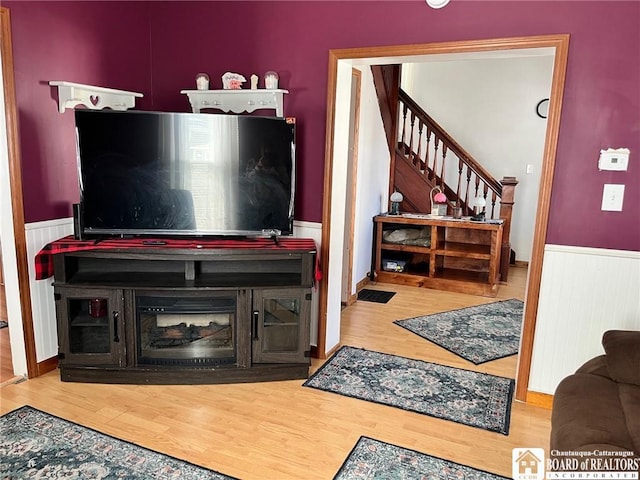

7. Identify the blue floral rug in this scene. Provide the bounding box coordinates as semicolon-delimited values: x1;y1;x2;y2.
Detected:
0;405;236;479
394;298;524;364
334;436;510;479
304;346;514;434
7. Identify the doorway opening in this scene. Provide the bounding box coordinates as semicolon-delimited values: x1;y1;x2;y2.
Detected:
317;34;570;402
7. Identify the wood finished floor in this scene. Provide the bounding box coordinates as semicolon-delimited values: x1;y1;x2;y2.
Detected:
0;325;14;384
0;266;550;479
0;275;12;383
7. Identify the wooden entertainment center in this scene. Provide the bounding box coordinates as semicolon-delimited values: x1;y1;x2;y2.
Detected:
373;214;503;297
38;236;316;384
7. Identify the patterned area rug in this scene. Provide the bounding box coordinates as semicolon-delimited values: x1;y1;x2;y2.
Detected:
334;436;510;479
0;406;236;479
394;299;524;364
304;346;514;434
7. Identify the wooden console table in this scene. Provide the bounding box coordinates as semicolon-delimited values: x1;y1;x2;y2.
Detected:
373;214;503;297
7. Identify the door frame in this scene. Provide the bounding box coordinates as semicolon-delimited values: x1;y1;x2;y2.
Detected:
1;6;38;379
317;34;570;402
341;68;362;305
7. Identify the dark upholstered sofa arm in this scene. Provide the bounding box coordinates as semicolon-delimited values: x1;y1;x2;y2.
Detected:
575;354;610;378
603;330;640;386
550;330;640;456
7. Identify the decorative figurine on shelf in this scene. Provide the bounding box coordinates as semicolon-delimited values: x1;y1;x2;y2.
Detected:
264;71;279;89
470;196;487;221
250;74;259;90
222;72;246;90
430;186;448;217
195;73;210;90
389;191;403;215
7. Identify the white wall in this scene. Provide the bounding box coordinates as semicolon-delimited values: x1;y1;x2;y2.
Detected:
349;66;392;296
402;55;554;262
325;60;356;352
529;245;640;394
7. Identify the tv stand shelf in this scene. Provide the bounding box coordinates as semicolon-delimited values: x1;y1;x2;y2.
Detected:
373;214;503;297
37;236;317;385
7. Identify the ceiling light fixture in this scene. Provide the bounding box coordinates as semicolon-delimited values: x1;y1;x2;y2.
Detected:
426;0;450;9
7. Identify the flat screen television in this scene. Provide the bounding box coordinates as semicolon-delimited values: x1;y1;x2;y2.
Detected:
75;109;296;238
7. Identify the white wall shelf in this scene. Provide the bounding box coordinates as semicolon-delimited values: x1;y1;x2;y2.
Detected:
181;89;288;116
49;81;143;113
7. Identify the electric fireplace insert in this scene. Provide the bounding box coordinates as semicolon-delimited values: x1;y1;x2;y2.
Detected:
136;293;237;367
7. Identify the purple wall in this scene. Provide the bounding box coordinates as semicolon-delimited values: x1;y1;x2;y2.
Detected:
5;2;153;222
5;1;639;251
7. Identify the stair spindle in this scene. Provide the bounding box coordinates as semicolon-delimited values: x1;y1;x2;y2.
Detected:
425;129;432;180
401;103;408;155
464;165;472;214
416;120;424;171
408;111;416;164
482;184;489;213
439;144;447;187
431;136;440;183
491;190;498;218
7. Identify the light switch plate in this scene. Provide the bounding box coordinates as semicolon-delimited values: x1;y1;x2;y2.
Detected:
601;184;625;211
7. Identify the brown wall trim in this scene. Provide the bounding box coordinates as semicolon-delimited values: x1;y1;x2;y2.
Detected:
515;34;570;401
37;356;58;376
1;7;38;379
343;276;370;307
526;390;554;410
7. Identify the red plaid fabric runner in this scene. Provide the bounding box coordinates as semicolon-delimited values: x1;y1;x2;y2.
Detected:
35;235;319;281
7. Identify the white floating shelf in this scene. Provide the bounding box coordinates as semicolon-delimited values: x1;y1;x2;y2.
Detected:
180;89;288;116
49;81;143;113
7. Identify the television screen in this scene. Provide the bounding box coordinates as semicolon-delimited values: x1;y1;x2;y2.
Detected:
75;110;296;237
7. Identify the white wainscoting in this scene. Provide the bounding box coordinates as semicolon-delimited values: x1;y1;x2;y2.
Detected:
293;220;322;347
25;218;74;362
528;244;640;395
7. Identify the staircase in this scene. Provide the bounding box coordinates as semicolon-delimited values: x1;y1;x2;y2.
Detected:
372;65;518;282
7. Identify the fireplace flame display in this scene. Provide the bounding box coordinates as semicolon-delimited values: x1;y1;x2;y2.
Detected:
136;295;236;366
148;321;231;348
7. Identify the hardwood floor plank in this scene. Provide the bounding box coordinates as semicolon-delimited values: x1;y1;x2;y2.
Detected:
0;325;15;383
0;267;550;479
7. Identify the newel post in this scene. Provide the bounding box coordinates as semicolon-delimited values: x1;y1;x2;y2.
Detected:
499;176;518;283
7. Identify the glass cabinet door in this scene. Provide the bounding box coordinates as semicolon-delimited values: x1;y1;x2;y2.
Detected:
54;287;124;366
252;288;310;364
